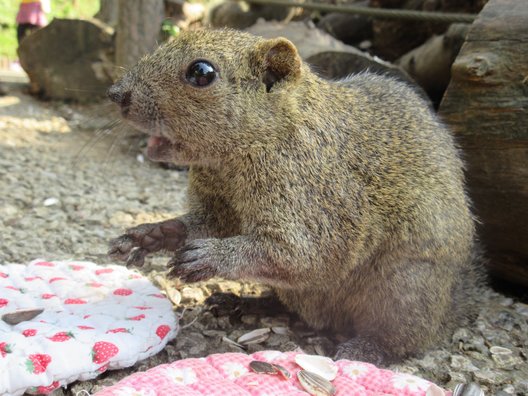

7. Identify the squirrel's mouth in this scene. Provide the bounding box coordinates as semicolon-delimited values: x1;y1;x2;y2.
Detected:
146;135;180;162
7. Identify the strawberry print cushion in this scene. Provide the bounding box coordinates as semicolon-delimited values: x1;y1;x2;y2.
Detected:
96;351;447;396
0;260;178;396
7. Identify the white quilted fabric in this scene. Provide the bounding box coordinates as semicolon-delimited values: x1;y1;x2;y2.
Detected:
0;260;178;396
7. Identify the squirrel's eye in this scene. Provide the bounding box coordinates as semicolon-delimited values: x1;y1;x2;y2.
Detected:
186;60;217;87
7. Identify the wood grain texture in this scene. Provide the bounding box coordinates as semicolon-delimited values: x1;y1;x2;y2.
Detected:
439;0;528;287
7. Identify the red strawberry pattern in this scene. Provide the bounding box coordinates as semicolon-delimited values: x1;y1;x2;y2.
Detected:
156;325;170;340
35;261;54;267
48;331;74;342
126;314;145;321
113;288;133;296
0;260;176;395
0;342;12;357
91;341;119;364
26;354;52;374
64;298;87;304
23;329;38;337
49;277;67;283
95;268;113;275
78;325;95;330
106;328;130;334
34;381;60;394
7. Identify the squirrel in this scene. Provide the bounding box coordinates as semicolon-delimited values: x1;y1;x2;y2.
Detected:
107;29;483;365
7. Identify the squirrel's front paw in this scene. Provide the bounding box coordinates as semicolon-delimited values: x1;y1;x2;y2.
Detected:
167;239;219;283
108;219;187;267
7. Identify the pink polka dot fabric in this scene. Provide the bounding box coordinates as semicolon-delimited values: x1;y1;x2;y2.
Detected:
96;351;447;396
0;260;178;396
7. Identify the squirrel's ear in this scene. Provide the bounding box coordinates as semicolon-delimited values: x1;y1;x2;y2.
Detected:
251;37;302;92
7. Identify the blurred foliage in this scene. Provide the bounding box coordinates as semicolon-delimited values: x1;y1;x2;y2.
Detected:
0;0;100;61
161;19;180;38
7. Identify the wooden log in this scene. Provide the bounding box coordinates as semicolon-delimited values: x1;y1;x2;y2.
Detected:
439;0;528;287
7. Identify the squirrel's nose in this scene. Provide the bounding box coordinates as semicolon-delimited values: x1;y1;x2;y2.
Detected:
107;84;122;103
107;84;131;115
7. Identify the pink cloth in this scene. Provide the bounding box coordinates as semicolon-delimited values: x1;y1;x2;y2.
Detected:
95;351;448;396
16;2;47;27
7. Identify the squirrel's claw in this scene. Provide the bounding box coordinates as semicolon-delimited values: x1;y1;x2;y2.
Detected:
126;247;149;267
167;240;218;282
108;234;136;261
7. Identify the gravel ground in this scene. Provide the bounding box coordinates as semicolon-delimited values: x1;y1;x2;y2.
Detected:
0;88;527;395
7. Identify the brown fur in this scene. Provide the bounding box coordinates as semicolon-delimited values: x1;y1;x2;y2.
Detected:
108;29;483;364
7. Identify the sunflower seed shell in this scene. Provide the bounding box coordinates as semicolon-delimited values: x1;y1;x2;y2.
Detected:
273;364;292;379
222;336;246;350
249;361;278;375
452;383;485;396
237;328;271;345
295;354;338;381
297;370;336;396
426;383;447;396
2;308;44;325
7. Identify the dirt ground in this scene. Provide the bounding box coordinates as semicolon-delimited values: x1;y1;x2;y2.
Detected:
0;85;527;395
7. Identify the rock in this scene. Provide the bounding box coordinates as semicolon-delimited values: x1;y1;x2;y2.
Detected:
446;370;469;390
317;1;372;45
265;333;292;348
513;302;528;317
450;355;479;372
17;18;114;102
241;314;258;326
307;51;413;84
216;316;232;330
413;351;451;371
369;0;485;61
180;286;206;304
500;384;516;394
452;328;472;344
489;347;523;370
208;1;293;29
396;23;470;104
388;364;419;374
472;369;509;386
260;315;290;328
498;297;514;307
245;20;356;59
202;329;226;338
489;310;516;332
515;380;528;395
208;2;258;29
175;331;208;357
463;336;488;355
